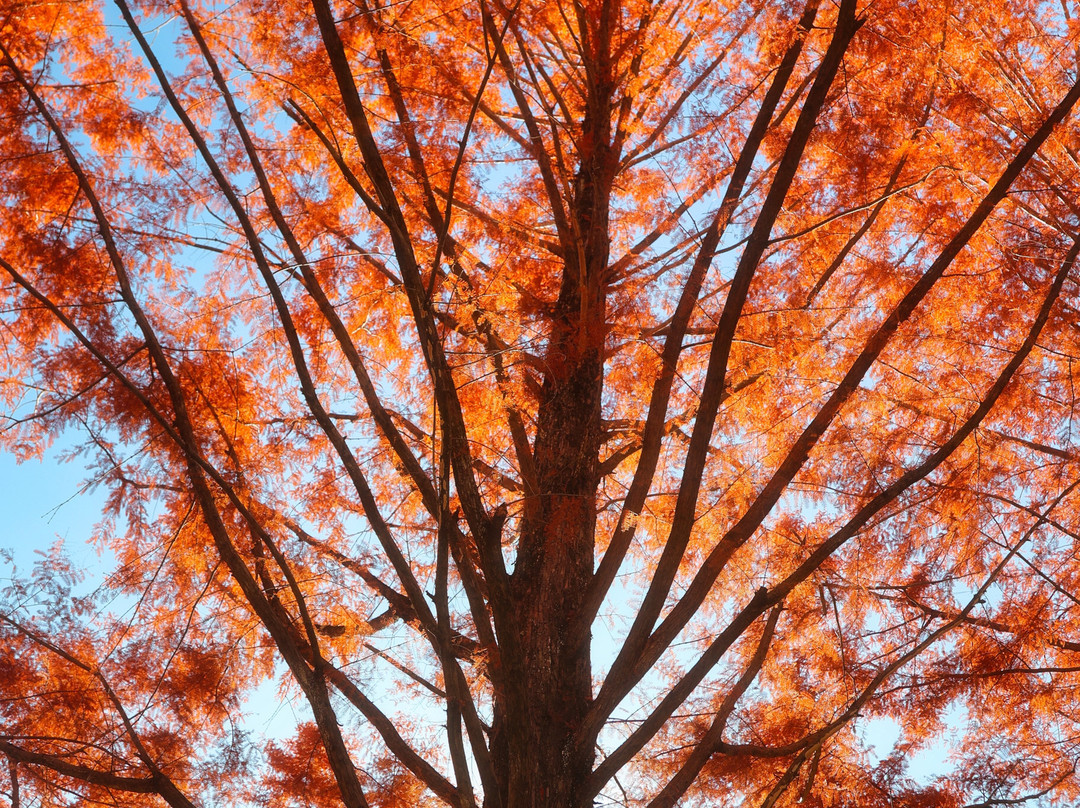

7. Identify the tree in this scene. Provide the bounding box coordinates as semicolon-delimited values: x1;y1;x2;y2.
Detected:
4;0;1080;804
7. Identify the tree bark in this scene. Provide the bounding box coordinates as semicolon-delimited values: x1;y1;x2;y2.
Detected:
493;12;617;799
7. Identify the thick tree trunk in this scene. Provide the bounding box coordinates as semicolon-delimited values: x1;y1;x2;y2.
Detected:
505;340;603;808
489;10;618;801
495;154;611;808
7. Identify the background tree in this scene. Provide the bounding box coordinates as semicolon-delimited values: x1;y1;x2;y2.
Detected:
3;0;1080;805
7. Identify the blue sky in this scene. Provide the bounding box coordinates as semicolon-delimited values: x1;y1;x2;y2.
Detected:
0;439;108;582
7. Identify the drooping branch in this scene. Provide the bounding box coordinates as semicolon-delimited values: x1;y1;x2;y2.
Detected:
0;615;200;808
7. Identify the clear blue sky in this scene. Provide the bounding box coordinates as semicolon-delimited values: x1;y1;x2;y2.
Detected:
0;439;108;582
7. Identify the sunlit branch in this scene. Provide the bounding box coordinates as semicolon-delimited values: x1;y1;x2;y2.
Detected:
962;767;1076;808
803;57;944;306
585;0;862;722
284;516;483;657
620;2;765;166
585;226;1080;788
311;0;496;569
132;0;449;706
479;0;573;248
0;615;200;808
178;0;442;535
0;344;146;429
576;0;826;653
319;662;462;807
729;479;1077;808
434;413;479;808
598;66;1080;731
0;740;156;797
643;605;783;808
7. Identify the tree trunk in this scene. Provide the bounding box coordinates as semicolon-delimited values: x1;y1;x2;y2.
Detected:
504;333;603;808
489;10;617;801
494;136;612;808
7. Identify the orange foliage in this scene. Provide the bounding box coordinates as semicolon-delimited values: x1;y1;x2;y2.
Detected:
3;0;1080;806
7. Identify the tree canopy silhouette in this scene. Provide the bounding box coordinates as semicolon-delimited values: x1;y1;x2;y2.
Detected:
4;0;1080;805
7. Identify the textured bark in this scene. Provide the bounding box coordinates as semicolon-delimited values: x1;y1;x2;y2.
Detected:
494;25;616;801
